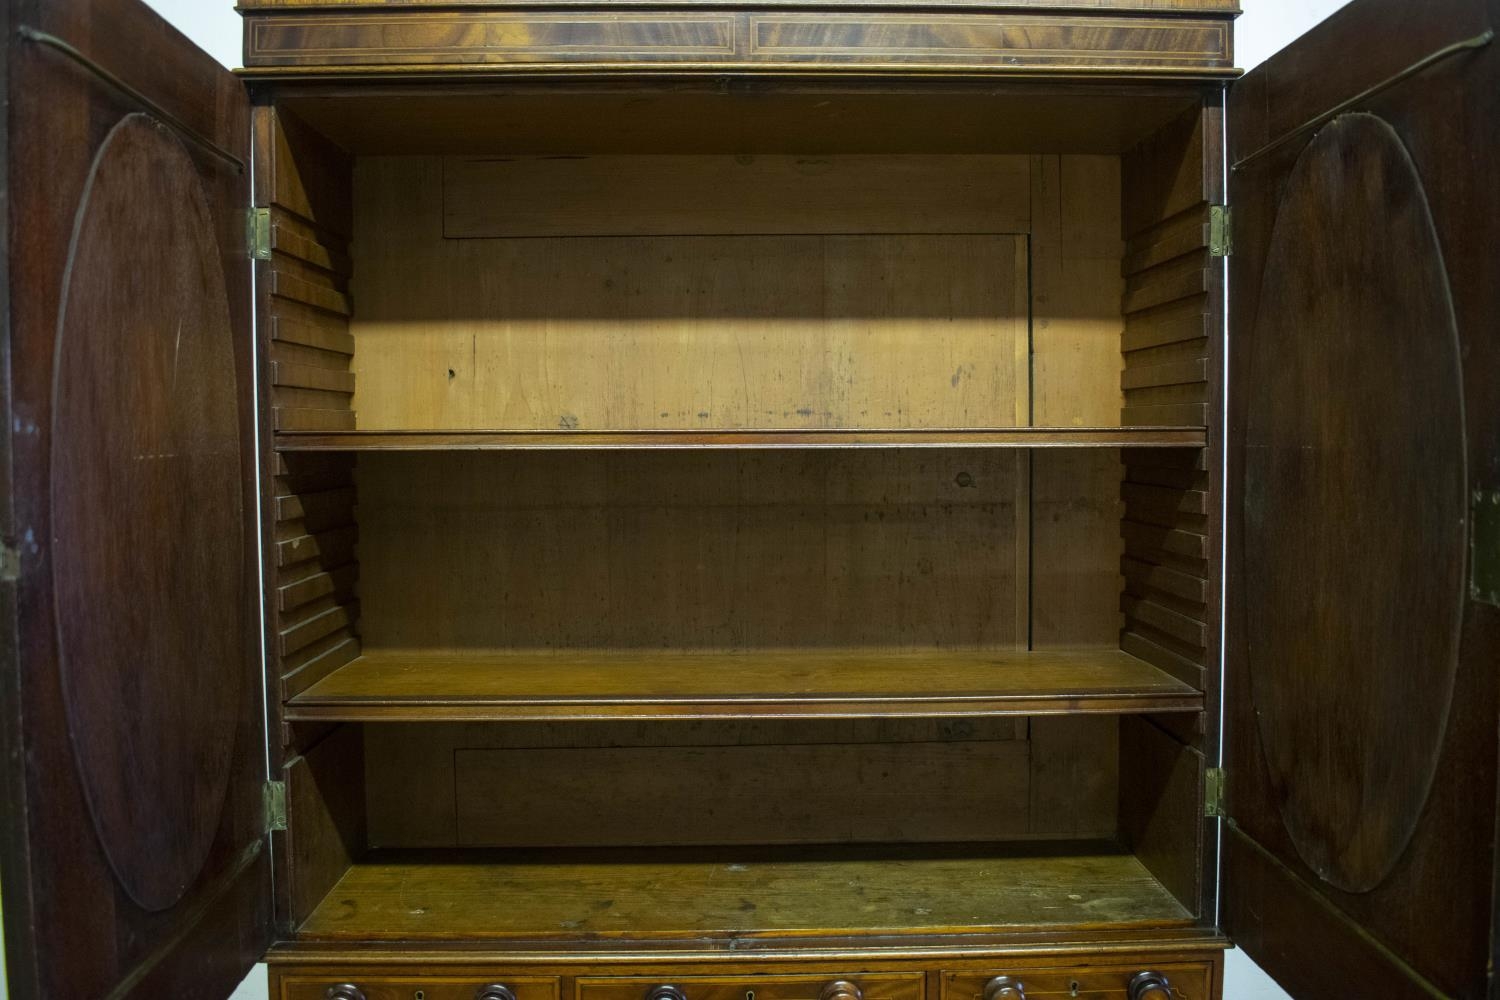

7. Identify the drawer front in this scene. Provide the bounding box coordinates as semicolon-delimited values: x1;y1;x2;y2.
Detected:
578;973;925;1000
942;964;1213;1000
281;975;560;1000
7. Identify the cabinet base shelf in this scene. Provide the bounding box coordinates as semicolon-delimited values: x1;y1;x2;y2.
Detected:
294;844;1196;944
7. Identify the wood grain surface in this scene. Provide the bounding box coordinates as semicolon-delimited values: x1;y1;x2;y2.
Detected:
353;156;1029;434
1241;112;1465;895
241;9;1235;75
287;648;1202;721
279;427;1206;450
272;86;1204;159
1;1;270;995
296;844;1195;940
51;113;245;914
1224;2;1499;994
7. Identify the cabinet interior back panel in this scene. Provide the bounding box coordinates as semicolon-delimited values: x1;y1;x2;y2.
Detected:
355;448;1028;651
350;156;1030;432
363;717;1118;849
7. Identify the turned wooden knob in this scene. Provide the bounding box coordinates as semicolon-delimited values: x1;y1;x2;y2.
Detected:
646;986;689;1000
983;977;1026;1000
325;986;366;1000
821;981;863;1000
1127;971;1172;1000
479;986;519;1000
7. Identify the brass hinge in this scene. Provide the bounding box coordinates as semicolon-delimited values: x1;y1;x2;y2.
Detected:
0;543;20;583
247;207;272;261
1209;205;1233;257
1204;767;1228;818
1473;489;1500;607
263;780;287;833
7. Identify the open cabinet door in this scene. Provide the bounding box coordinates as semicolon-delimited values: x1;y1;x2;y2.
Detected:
1223;0;1500;997
0;0;271;998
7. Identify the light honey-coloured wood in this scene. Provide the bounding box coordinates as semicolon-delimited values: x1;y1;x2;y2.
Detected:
278;427;1207;450
1030;155;1125;428
295;845;1195;940
353;157;1030;433
285;647;1201;721
260;108;1217;982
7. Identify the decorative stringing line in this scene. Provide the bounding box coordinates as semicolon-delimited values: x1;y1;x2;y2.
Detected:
251;14;739;57
747;15;1228;60
17;25;245;172
247;12;1228;63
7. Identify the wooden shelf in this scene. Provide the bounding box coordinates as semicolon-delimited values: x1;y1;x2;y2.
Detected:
275;427;1206;452
284;648;1202;722
296;843;1194;942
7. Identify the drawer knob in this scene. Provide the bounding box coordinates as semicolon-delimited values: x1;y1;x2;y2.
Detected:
479;986;519;1000
646;986;689;1000
821;981;863;1000
983;977;1026;1000
1128;972;1172;1000
326;987;367;1000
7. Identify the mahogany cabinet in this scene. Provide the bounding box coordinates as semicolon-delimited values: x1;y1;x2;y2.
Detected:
2;0;1497;997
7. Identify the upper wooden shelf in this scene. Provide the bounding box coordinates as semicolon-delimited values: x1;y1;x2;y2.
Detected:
284;648;1203;722
275;427;1206;452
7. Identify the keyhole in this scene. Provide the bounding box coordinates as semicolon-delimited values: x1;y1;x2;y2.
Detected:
415;992;426;1000
746;990;755;1000
1068;982;1079;997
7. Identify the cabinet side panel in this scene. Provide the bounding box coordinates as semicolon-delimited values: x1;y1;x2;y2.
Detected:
1116;101;1220;927
255;106;362;712
1119;716;1204;914
284;724;365;925
1118;106;1216;704
253;103;365;935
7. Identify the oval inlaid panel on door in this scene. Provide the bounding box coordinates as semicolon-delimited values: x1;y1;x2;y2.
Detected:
1243;112;1467;894
51;114;246;913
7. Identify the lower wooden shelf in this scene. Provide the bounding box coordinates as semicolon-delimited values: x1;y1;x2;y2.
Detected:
296;844;1195;942
284;648;1202;722
275;427;1207;451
